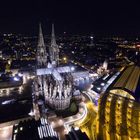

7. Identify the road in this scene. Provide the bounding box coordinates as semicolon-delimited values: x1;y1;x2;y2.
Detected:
47;95;89;140
75;101;98;140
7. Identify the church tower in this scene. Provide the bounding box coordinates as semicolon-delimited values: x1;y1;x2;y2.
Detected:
37;23;48;68
103;60;108;70
49;24;59;66
34;23;74;111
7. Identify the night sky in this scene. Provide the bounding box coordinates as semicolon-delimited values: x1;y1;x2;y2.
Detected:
0;0;140;36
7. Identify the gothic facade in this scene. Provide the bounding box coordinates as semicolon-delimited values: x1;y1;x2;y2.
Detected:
35;23;73;111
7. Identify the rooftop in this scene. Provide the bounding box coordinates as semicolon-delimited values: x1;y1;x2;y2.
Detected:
108;65;140;100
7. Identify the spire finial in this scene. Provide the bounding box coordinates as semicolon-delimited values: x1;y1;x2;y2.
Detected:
38;23;45;47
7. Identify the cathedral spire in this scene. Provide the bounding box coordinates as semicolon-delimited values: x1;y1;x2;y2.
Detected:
49;24;59;66
37;23;48;68
38;23;45;47
51;23;57;46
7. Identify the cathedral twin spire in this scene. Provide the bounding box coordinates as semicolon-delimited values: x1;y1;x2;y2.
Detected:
49;24;59;66
37;23;47;68
37;23;59;68
38;23;45;47
51;24;57;46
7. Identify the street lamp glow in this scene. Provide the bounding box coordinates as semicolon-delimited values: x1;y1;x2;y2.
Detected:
28;110;35;116
18;73;23;77
101;83;105;86
13;77;20;81
20;127;23;131
90;36;94;39
71;66;75;71
63;57;67;61
97;87;101;91
74;127;79;131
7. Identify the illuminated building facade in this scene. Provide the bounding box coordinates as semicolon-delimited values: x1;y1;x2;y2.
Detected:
96;65;140;140
103;60;108;71
34;23;74;111
97;60;108;75
97;92;140;140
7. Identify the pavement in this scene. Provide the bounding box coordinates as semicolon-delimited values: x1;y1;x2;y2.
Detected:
47;95;89;140
0;125;13;140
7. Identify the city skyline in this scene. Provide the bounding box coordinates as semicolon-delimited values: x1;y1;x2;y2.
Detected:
0;15;139;140
0;1;140;140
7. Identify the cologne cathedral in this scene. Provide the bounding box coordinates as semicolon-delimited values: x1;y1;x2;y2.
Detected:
34;23;74;111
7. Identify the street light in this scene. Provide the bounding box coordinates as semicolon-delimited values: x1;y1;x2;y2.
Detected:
18;73;23;77
63;57;67;63
101;83;105;86
74;127;79;131
71;66;75;71
13;77;20;81
63;57;67;61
